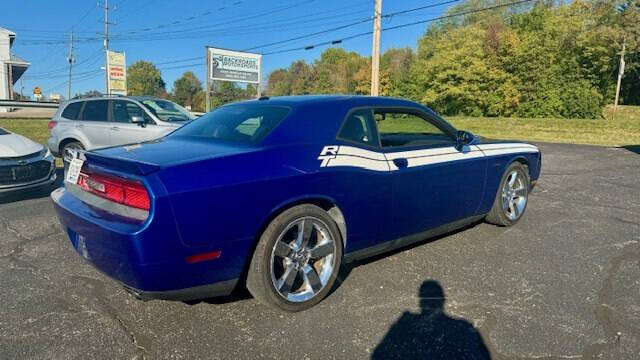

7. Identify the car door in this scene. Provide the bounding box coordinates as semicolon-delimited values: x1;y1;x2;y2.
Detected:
110;100;162;146
375;108;487;239
329;108;394;253
77;100;112;150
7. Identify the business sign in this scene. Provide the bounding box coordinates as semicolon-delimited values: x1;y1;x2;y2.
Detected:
208;47;261;84
107;50;127;95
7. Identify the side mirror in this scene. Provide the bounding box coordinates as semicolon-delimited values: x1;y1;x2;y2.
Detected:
131;116;146;127
456;130;474;150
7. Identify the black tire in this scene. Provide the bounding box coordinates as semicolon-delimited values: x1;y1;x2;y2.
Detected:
246;204;343;312
61;141;84;174
485;162;530;227
62;141;84;162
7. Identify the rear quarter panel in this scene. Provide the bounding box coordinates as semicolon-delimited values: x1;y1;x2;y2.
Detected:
158;142;392;258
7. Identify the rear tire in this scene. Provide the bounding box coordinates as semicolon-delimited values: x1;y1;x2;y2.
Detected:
246;204;343;312
485;162;530;226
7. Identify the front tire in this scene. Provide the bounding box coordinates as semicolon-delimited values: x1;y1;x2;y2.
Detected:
485;162;530;226
246;204;343;312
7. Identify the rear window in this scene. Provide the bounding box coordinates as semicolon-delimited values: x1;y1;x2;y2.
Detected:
61;101;83;120
171;105;289;144
0;128;9;135
80;100;109;122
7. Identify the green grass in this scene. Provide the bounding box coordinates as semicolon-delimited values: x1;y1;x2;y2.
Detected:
447;105;640;146
1;105;639;147
0;118;51;145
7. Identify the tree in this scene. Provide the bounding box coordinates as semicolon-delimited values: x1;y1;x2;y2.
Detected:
172;71;203;109
262;0;639;115
126;61;166;96
74;89;102;98
209;81;255;109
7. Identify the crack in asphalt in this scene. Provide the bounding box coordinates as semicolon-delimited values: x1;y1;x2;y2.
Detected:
0;215;62;281
71;275;150;360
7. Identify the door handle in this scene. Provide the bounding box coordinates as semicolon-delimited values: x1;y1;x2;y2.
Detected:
110;126;119;131
75;124;84;129
393;158;408;169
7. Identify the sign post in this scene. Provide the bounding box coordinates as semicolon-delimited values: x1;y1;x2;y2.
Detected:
205;47;262;112
107;50;127;96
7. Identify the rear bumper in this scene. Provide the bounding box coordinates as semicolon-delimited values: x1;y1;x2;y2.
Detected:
51;187;240;301
47;136;61;157
123;278;238;301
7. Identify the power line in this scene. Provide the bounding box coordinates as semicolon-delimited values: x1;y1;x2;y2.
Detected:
242;17;372;51
262;0;536;55
114;0;314;38
231;0;463;52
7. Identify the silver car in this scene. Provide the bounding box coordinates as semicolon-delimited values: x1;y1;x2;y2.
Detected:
0;127;56;194
47;96;195;161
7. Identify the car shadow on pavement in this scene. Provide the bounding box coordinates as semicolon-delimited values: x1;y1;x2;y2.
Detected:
371;280;491;360
184;287;254;306
0;168;64;205
332;219;484;298
621;145;640;155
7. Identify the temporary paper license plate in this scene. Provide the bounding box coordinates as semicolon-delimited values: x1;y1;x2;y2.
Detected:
66;158;84;184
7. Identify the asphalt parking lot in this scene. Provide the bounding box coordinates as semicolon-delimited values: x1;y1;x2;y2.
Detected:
0;142;638;359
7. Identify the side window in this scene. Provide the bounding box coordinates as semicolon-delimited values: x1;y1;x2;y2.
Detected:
236;117;261;136
338;109;379;147
112;100;150;123
375;110;454;148
61;101;83;120
80;100;108;122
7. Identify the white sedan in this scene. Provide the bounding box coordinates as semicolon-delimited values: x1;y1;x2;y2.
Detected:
0;127;56;194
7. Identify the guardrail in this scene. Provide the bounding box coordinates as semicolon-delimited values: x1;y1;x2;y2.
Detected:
0;100;60;109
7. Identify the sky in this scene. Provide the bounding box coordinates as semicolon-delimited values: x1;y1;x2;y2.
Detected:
1;0;455;98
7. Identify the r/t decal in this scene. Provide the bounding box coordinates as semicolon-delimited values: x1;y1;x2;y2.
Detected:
318;145;339;167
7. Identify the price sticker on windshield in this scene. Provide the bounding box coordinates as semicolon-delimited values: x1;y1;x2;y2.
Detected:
66;158;84;185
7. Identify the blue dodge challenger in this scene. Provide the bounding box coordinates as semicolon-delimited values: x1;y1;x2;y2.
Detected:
52;95;541;311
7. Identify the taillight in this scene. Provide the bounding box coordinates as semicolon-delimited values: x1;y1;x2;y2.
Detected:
77;171;150;211
48;120;57;129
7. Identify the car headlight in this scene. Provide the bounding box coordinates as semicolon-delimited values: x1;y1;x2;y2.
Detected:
40;147;52;159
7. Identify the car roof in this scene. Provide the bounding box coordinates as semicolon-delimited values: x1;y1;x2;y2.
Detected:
230;95;422;109
232;95;444;146
66;95;163;103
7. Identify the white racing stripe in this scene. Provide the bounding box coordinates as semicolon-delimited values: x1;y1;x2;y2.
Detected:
317;143;538;172
323;154;390;171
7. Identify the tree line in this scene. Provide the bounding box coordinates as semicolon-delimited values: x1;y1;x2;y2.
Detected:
108;0;637;119
266;0;638;119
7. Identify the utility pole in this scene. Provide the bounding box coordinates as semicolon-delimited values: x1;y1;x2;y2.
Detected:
370;0;382;96
66;32;75;100
613;36;626;120
205;47;211;112
104;0;110;95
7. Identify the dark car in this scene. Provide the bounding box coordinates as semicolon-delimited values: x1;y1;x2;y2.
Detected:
51;95;541;311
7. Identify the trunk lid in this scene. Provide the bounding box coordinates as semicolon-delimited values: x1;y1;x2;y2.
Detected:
89;136;255;173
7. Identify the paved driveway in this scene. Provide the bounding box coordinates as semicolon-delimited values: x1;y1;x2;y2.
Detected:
1;143;639;359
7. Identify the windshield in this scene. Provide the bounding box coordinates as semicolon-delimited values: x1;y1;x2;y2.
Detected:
170;104;290;144
140;99;195;122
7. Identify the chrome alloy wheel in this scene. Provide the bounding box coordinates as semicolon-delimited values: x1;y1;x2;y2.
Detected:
501;170;528;221
270;217;337;303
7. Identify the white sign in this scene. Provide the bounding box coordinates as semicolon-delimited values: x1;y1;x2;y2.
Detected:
107;50;127;95
208;47;261;84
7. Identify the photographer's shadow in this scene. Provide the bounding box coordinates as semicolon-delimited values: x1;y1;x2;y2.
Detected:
372;280;491;360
